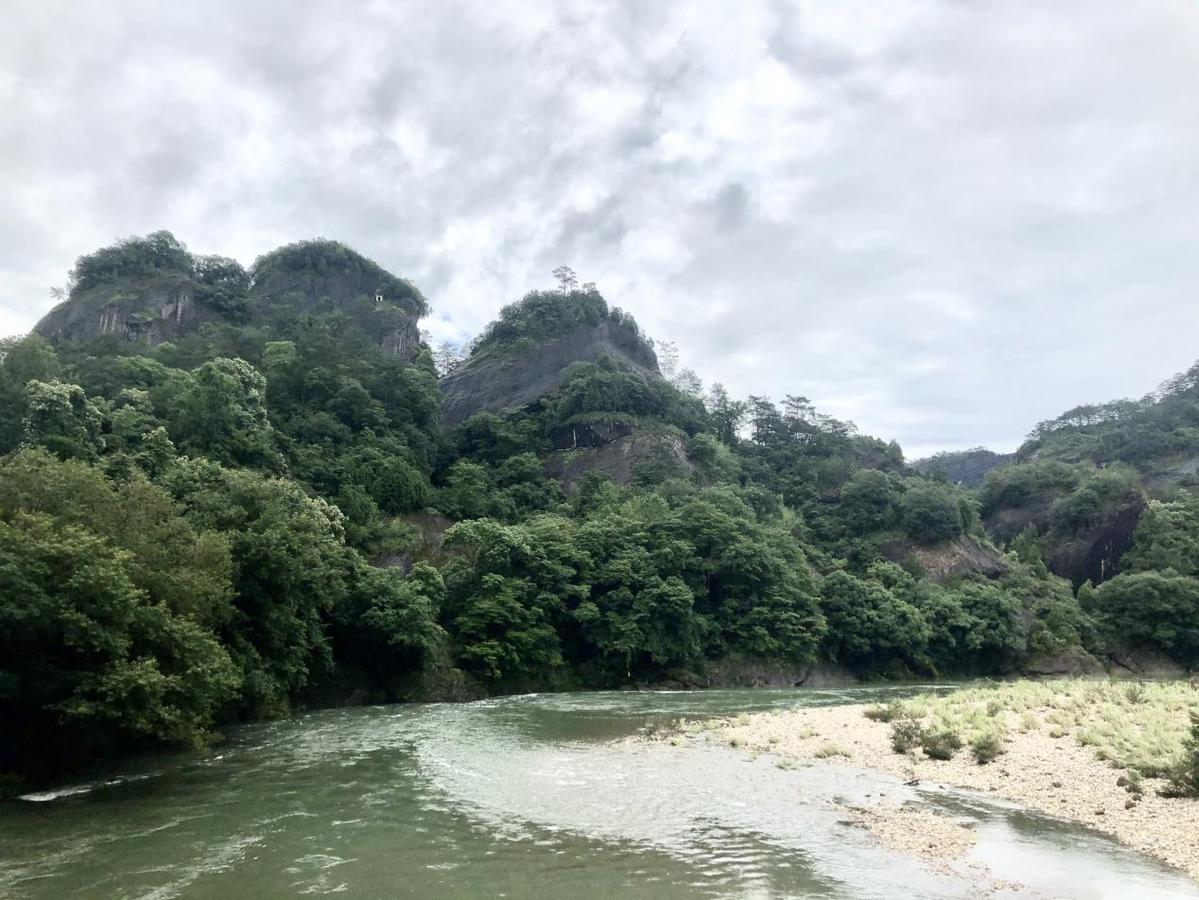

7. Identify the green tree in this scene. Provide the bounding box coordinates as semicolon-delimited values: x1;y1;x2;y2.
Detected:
0;513;240;775
21;380;103;461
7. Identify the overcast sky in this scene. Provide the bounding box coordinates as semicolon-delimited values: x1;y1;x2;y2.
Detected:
2;1;1197;457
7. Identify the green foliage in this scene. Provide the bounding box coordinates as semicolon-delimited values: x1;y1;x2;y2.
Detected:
545;357;706;437
21;380;103;461
359;563;447;669
818;570;927;670
442;518;571;682
1020;360;1199;468
1163;712;1199;798
920;726;963;760
898;479;974;544
838;469;899;533
0;512;240;774
18;235;1199;781
970;730;1005;764
473;288;621;355
70;231;192;293
193;255;250;318
252;238;428;317
1046;466;1140;536
890;715;923;753
1085;572;1199;665
1123;493;1199;577
979;460;1078;517
161;459;356;714
170;358;281;469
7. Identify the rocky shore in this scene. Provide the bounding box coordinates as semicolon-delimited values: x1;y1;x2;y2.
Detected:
702;684;1199;880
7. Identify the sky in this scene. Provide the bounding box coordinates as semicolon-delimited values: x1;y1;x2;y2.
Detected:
2;1;1198;458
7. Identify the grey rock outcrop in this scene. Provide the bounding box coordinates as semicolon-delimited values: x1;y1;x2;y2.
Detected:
881;535;1009;582
438;320;659;427
36;278;219;346
545;430;694;491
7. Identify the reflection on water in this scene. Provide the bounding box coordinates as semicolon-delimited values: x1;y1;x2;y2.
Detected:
1;687;1195;899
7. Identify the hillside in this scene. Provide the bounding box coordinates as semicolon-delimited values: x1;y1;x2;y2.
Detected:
439;289;658;426
912;447;1014;488
977;362;1199;589
1;231;1195;787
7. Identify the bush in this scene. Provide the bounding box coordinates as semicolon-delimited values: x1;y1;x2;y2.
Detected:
864;702;903;723
1162;711;1199;798
920;726;963;760
890;715;923;753
899;480;970;544
970;732;1004;765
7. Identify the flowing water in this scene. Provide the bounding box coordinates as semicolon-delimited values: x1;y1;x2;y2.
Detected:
1;687;1196;899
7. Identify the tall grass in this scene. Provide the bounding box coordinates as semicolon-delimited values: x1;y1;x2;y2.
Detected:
872;679;1198;779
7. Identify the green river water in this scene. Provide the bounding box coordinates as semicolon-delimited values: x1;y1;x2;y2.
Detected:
1;686;1196;899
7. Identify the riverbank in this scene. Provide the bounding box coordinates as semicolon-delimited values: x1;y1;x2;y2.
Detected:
692;680;1199;880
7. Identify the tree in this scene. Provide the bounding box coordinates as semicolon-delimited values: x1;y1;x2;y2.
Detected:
432;341;466;377
1086;572;1199;665
21;380;103;461
163;459;357;715
0;513;240;775
361;563;447;667
171;358;280;469
442;518;572;682
899;480;969;544
818;570;928;670
552;265;578;294
705;383;747;445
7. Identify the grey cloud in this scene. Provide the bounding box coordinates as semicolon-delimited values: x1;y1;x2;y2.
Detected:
2;0;1197;457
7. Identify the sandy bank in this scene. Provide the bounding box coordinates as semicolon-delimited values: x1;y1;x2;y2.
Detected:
703;696;1199;881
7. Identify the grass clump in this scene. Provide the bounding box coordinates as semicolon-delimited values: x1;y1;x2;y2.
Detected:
890;715;923;754
920;726;963;761
970;731;1005;765
814;743;851;759
863;702;902;723
1162;711;1199;798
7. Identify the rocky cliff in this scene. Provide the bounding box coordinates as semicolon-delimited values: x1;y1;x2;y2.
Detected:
36;275;221;346
439;319;659;427
881;535;1010;582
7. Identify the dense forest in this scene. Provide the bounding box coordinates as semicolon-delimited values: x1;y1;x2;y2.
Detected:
2;231;1196;787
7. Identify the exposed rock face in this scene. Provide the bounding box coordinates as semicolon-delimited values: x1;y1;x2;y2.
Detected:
983;495;1144;588
438;321;659;427
881;535;1009;582
912;448;1014;488
545;430;694;491
36;278;219;346
1047;497;1145;589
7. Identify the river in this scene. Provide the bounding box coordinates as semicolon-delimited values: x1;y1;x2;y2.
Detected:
1;687;1196;899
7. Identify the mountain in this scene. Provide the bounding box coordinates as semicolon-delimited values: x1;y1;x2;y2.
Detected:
5;229;1196;786
977;363;1199;587
439;289;658;427
35;232;426;361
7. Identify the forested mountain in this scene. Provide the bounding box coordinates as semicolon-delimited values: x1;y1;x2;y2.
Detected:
1;231;1195;786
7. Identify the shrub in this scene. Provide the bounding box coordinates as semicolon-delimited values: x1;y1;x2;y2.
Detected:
814;743;851;759
920;726;963;760
890;715;923;754
970;732;1004;765
864;702;903;723
1162;711;1199;798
